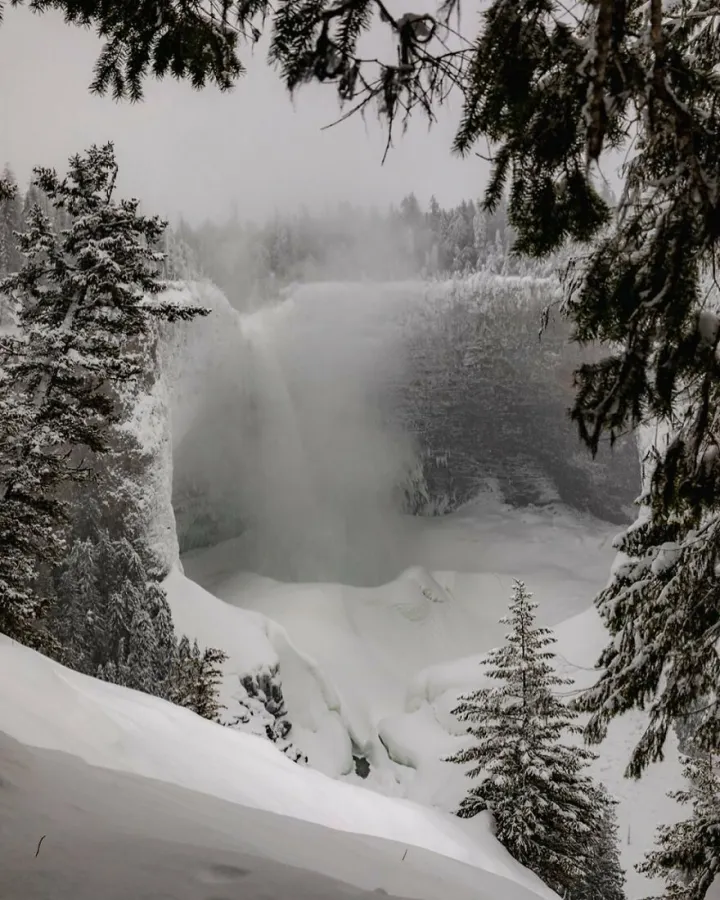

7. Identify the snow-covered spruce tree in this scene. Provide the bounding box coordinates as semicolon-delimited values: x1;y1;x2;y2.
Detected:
49;527;209;705
448;581;613;899
575;494;720;777
576;787;626;900
50;538;99;670
174;640;228;723
638;755;720;900
0;143;206;643
0;165;22;279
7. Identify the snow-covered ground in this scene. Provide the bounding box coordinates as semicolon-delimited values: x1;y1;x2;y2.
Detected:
180;493;685;898
0;492;682;899
0;636;552;900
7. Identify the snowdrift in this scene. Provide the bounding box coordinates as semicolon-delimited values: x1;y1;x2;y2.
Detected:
0;634;554;900
180;495;619;780
1;731;553;900
179;497;686;897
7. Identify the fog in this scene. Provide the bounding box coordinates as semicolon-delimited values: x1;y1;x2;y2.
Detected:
0;5;486;224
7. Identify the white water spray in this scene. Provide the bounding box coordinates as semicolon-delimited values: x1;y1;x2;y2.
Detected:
170;281;421;585
234;289;418;584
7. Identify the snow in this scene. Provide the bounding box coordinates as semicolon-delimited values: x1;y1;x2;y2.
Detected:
0;636;553;900
0;487;679;899
165;567;355;776
0;276;685;898
181;493;618;773
0;732;551;900
650;541;682;576
179;493;686;897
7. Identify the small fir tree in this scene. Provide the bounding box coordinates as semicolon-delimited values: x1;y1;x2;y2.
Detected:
125;604;156;693
638;756;720;900
227;667;308;765
105;589;131;668
193;644;228;722
0;165;22;278
147;582;177;689
51;539;98;668
448;580;607;899
175;640;228;723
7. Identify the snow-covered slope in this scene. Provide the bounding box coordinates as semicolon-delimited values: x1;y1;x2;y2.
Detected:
380;606;685;899
180;495;617;777
0;636;553;900
1;730;552;900
179;495;685;897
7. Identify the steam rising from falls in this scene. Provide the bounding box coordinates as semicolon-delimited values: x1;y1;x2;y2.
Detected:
170;282;422;586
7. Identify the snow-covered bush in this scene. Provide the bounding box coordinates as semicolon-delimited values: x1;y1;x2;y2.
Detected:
227;665;308;765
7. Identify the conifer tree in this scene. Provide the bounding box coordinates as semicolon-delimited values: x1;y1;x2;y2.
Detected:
448;581;606;899
227;666;308;765
178;641;228;723
0;165;22;278
576;510;720;777
195;644;228;723
126;604;156;693
638;756;720;900
576;788;626;900
147;582;177;688
52;539;97;668
105;589;131;668
0;143;207;642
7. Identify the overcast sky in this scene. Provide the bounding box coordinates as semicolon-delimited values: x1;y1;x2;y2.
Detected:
0;6;488;225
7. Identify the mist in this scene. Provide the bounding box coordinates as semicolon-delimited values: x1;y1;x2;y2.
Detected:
236;289;418;584
170;281;421;586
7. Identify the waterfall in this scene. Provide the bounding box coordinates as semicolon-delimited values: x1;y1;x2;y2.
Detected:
233;292;418;585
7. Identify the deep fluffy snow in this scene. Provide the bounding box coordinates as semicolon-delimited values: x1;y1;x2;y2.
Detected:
1;731;552;900
0;636;552;900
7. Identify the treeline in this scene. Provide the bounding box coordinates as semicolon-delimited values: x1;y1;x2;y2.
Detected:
397;276;640;523
1;163;597;313
166;194;572;309
0;149;230;726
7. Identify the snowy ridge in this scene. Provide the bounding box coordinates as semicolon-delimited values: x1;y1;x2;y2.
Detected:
0;730;551;900
165;568;360;775
0;632;554;900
